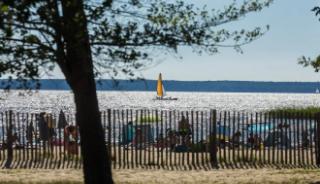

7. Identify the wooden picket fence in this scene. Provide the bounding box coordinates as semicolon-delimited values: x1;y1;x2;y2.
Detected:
0;109;320;169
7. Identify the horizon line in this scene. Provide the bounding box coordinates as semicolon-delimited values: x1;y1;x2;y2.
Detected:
4;78;320;83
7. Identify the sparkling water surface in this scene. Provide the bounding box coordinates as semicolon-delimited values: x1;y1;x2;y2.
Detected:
0;90;319;113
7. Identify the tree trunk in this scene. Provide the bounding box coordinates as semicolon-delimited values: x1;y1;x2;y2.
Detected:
60;0;113;183
73;84;113;184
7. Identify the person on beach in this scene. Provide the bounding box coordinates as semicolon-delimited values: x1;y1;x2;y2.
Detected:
277;122;290;130
38;112;48;140
178;116;191;136
154;129;178;150
178;115;192;147
231;131;241;148
46;113;56;148
38;112;49;150
247;133;255;148
57;110;68;129
12;132;22;149
155;133;165;149
132;128;147;149
167;129;178;151
26;122;34;145
64;125;78;155
38;112;56;152
253;134;263;150
302;130;310;148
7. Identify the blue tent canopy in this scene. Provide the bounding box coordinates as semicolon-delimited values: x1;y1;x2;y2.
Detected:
216;125;231;137
122;124;154;144
247;123;273;133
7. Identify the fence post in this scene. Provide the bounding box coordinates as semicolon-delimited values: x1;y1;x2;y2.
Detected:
209;109;218;168
107;109;112;164
5;110;13;168
316;112;320;167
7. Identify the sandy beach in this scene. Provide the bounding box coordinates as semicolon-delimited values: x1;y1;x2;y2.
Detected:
0;168;320;184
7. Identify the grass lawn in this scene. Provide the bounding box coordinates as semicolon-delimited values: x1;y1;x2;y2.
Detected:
0;168;320;184
267;106;320;118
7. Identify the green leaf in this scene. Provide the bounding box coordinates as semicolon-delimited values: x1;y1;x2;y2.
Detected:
25;35;40;44
0;5;9;13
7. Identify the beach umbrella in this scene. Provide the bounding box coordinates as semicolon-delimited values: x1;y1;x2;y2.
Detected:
58;110;68;129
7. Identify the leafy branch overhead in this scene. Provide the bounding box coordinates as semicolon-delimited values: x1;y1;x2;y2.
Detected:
312;6;320;20
299;55;320;72
298;6;320;72
0;0;272;88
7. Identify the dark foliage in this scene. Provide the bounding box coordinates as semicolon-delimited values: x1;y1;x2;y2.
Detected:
298;6;320;72
0;0;273;88
0;0;273;183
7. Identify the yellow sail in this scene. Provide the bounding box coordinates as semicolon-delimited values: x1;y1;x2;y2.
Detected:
157;73;163;97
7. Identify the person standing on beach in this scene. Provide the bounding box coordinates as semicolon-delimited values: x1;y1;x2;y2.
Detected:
26;122;34;146
47;114;57;152
64;125;79;155
38;112;49;149
58;110;68;129
38;112;56;153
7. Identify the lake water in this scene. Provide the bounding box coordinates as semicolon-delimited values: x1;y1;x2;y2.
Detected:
0;90;318;146
0;90;319;113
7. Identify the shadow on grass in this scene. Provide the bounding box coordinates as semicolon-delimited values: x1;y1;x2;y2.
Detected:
0;182;82;184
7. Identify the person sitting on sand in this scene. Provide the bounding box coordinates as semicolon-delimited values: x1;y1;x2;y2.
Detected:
12;132;22;149
277;122;290;130
231;131;241;148
154;129;178;150
166;129;178;150
155;133;165;149
178;116;192;146
132;128;147;149
302;130;310;148
247;133;255;148
253;134;263;150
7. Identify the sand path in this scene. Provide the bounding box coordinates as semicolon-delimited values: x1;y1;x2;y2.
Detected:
0;169;320;184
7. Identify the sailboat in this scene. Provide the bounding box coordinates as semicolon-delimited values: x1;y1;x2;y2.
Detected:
155;73;178;100
316;88;320;94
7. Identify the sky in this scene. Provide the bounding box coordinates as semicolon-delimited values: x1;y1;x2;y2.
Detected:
49;0;320;82
139;0;320;82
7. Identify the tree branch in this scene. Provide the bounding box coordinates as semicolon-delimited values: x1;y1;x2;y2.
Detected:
2;22;55;37
0;37;56;52
49;0;69;78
